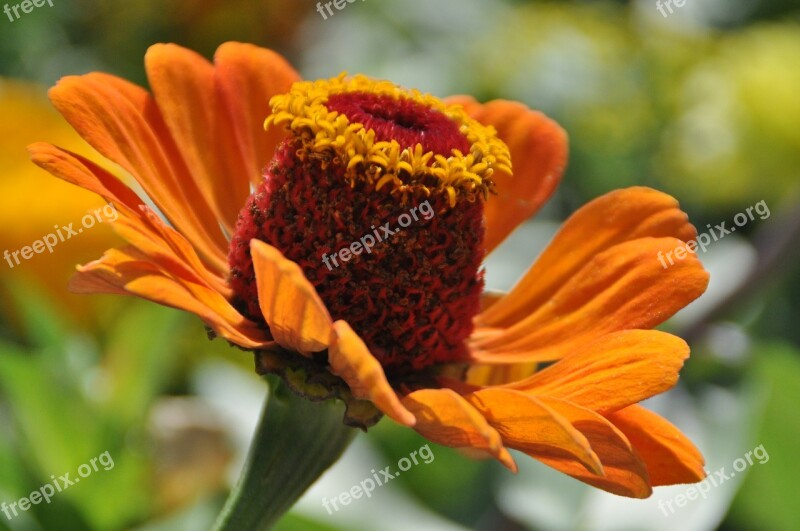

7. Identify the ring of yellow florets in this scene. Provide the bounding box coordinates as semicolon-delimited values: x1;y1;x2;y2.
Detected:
264;73;512;207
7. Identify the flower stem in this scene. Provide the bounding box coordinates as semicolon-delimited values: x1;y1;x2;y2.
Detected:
212;375;356;531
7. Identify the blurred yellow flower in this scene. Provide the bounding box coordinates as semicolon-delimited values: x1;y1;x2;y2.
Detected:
659;23;800;207
0;78;122;324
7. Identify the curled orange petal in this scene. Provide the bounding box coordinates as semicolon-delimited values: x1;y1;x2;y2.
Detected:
70;247;269;348
28;142;143;215
534;397;652;498
28;143;230;296
508;330;690;414
250;240;333;354
479;187;699;328
471;237;709;363
607;405;706;486
466;388;602;475
402;388;517;472
48;73;229;273
328;320;415;427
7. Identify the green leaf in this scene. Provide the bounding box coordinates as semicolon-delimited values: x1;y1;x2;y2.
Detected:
0;275;69;350
727;342;800;530
0;342;100;476
103;301;186;425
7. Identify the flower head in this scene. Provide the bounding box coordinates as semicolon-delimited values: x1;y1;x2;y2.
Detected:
230;74;509;373
29;42;710;498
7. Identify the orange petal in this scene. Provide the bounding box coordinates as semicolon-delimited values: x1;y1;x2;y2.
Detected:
534;397;652;498
28;142;144;214
30;144;244;334
479;187;699;328
70;247;270;349
328;321;415;427
214;42;299;186
508;330;690;414
28;143;230;296
145;43;251;232
96;66;245;240
607;405;705;486
464;362;538;386
250;240;333;354
466;388;602;475
470;237;708;362
401;388;517;472
48;73;228;273
479;291;505;313
448;97;567;255
113;208;232;297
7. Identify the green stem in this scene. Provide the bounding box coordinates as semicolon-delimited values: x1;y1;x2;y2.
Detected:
212;375;356;531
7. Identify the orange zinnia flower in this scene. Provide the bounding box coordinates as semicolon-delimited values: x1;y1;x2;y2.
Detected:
29;42;709;498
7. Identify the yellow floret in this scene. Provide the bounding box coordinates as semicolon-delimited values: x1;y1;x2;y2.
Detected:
264;74;511;207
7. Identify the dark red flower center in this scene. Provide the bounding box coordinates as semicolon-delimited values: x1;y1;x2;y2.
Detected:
228;90;489;376
326;92;471;155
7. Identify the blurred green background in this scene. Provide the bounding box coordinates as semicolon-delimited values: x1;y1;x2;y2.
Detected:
1;1;799;530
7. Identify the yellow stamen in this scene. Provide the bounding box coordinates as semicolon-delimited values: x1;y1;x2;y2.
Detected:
264;73;512;207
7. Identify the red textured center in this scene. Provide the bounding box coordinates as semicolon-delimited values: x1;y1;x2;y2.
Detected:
228;100;485;375
326;92;471;156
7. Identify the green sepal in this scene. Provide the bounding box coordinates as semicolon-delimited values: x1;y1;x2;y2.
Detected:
254;346;383;429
